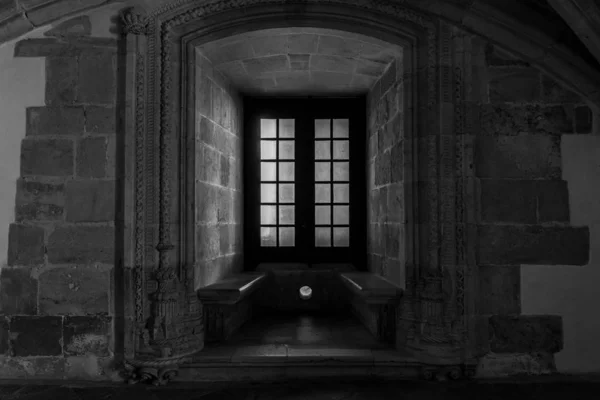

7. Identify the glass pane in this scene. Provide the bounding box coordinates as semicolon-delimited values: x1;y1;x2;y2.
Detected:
261;205;276;224
333;205;349;225
333;162;350;181
315;119;330;138
279;184;295;203
315;162;331;181
315;227;331;247
279;119;294;138
315;206;331;225
261;119;276;138
261;227;277;246
261;183;276;203
333;184;349;203
279;227;295;247
279;141;295;160
333;119;349;138
279;206;295;224
261;140;276;160
261;162;277;181
333;140;349;160
279;162;295;181
315;141;331;160
315;184;331;203
333;227;350;247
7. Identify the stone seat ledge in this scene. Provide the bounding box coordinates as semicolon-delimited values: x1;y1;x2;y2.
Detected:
196;272;267;305
339;272;403;304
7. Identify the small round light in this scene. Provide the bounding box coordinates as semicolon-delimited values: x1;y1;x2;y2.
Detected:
299;285;312;300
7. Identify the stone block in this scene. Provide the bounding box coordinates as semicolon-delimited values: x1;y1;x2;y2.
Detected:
21;138;74;177
384;223;401;260
77;137;107;178
211;83;224;128
44;16;91;38
243;55;289;76
196;182;218;224
0;317;8;354
477;225;589;266
289;54;310;70
23;0;106;27
310;55;355;73
478;265;521;315
47;226;114;264
219;224;231;255
575;105;593;133
484;44;529;67
15;178;64;221
390;141;403;183
250;35;287;57
475;135;561;179
488;315;563;353
287;34;318;53
196;224;220;260
0;356;66;379
201;144;221;185
204;41;254;65
65;180;115;222
536;180;569;222
63;315;111;356
541;75;581;103
0;14;31;44
481;104;573;135
85;106;116;134
375;150;391;186
480;179;536;223
380;62;397;96
317;35;362;58
10;316;62;356
218;189;232;223
220;154;230;187
386;183;403;223
26;106;84;136
77;51;115;105
39;265;110;316
357;58;386;78
196;71;212;119
0;267;37;315
488;67;540;103
7;223;45;266
45;57;78;105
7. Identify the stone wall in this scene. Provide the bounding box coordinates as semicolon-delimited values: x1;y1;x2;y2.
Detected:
366;56;405;288
0;14;119;380
473;41;595;375
194;50;244;289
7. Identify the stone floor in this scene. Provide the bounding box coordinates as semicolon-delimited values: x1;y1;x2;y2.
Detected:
224;312;386;348
2;376;600;400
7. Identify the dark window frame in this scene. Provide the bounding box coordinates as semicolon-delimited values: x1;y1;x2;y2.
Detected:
243;96;367;270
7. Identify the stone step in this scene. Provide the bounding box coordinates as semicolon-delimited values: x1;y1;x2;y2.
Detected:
174;345;446;382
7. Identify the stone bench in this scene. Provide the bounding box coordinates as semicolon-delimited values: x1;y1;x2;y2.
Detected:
197;272;267;342
338;272;404;344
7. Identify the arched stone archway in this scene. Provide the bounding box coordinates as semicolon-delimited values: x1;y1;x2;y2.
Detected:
118;0;479;384
2;0;599;109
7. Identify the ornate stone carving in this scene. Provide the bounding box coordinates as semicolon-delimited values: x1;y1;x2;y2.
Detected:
124;0;475;384
120;8;150;36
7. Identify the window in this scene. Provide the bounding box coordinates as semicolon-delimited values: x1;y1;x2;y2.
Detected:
244;98;366;267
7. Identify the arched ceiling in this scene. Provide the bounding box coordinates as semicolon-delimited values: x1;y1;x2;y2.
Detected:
195;28;403;95
1;0;600;107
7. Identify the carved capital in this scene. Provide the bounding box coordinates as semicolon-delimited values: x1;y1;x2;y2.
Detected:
121;8;150;36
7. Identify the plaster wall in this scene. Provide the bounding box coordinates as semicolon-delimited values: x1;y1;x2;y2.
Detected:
521;134;600;372
0;35;45;268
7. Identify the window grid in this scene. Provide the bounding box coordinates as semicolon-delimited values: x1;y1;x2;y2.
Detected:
260;119;296;247
314;119;350;248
